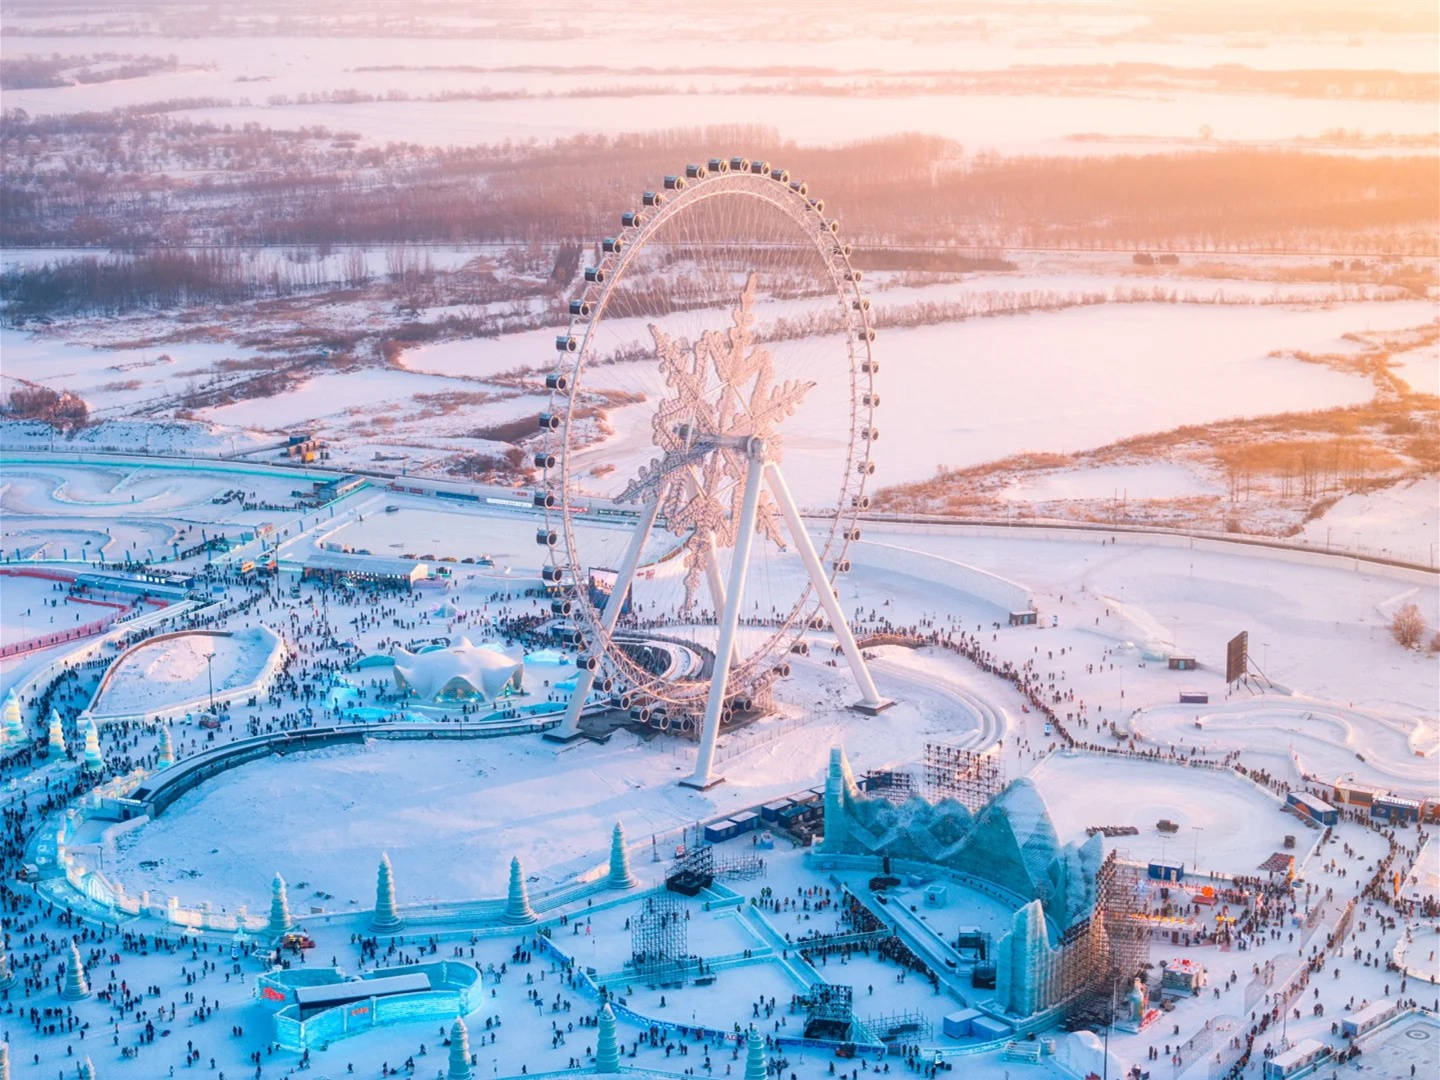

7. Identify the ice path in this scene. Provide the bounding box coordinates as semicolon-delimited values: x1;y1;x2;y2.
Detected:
1127;696;1438;790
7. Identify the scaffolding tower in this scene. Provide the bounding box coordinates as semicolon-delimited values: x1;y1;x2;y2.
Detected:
714;851;766;880
858;1008;932;1045
666;843;715;896
1096;850;1153;983
797;983;854;1041
630;892;691;983
863;769;917;805
922;742;1005;812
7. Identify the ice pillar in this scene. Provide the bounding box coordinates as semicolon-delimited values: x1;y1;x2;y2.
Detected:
371;853;403;933
608;823;636;889
595;1001;620;1073
447;1017;473;1080
266;872;292;939
62;939;89;1000
504;856;535;924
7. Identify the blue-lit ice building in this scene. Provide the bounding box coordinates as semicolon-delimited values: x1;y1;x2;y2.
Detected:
817;747;1142;1024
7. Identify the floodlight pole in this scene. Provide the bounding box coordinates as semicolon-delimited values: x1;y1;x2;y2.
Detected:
552;491;664;741
204;650;216;714
684;445;767;789
765;462;888;713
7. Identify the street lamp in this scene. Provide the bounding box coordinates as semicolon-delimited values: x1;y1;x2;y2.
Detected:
1191;825;1203;871
204;650;216;714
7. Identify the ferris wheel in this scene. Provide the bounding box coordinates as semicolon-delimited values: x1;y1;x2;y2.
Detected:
536;158;889;787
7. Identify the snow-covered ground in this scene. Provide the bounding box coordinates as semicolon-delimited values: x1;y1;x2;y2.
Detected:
104;640;1010;912
997;462;1224;503
92;627;278;716
1295;476;1440;567
1390;341;1440;396
326;502;533;562
0;328;248;418
1404;833;1440;905
0;572;74;645
1029;752;1297;875
523;299;1437;502
1;463;293;519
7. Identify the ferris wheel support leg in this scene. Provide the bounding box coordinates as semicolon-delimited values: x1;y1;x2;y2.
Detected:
549;492;665;742
683;452;767;789
765;463;892;715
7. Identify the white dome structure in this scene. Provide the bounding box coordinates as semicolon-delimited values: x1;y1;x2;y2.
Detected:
391;637;523;703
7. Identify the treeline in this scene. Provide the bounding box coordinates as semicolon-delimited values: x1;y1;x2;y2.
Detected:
4;386;88;428
340;62;1438;102
0;52;182;90
2;117;1436;255
0;249;359;320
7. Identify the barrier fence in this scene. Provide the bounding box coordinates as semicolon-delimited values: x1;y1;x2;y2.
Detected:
2;614;115;658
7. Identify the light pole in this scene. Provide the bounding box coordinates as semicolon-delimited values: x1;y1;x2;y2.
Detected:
204;650;216;714
1191;825;1203;872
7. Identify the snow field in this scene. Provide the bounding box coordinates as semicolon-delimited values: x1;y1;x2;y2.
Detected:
1292;475;1440;567
92;628;278;716
998;463;1224;503
567;300;1434;500
0;573;77;646
1028;752;1297;875
0;463;304;520
1130;698;1439;793
104;653;997;916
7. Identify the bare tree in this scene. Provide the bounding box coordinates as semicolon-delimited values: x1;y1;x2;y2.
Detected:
1391;603;1427;649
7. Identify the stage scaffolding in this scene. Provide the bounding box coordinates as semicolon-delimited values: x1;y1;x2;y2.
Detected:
858;1008;932;1044
922;741;1004;812
630;891;691;983
1096;850;1153;984
863;769;917;805
1048;852;1156;1025
797;982;854;1041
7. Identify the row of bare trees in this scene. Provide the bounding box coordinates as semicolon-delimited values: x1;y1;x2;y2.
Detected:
3;115;1436;255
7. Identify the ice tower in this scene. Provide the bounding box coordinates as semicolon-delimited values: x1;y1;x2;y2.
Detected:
156;723;175;768
608;823;636;889
1;688;21;744
994;900;1052;1017
745;1027;768;1080
504;856;535;924
62;939;89;1000
447;1017;473;1080
82;717;105;772
371;853;403;933
266;872;292;939
595;1001;620;1073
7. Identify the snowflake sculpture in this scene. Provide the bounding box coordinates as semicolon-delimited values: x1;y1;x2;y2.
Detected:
618;273;815;613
